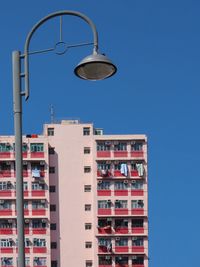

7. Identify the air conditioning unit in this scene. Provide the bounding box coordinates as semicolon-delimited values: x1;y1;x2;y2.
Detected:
107;199;111;203
115;199;119;202
116;237;120;241
131;180;136;184
98;180;102;184
25;219;29;223
124;180;128;184
40;161;45;166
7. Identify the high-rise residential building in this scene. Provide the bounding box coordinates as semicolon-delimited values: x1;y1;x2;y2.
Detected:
0;120;148;267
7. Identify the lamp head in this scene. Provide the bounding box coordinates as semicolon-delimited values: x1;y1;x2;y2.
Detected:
74;53;117;80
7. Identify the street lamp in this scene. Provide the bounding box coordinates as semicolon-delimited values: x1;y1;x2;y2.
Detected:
12;10;117;267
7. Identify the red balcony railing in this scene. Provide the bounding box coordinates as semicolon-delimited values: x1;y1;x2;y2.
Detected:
30;152;44;158
0;152;11;158
98;209;112;215
114;190;128;196
31;190;46;197
132;265;144;267
97;151;111;158
32;209;46;216
116;264;128;267
33;247;47;253
113;151;128;157
115;246;129;253
131;227;144;234
97;190;111;196
131;209;144;216
99;265;112;267
32;228;47;234
0;209;12;216
0;247;13;253
131;246;144;253
0;190;12;197
130;170;139;177
0;170;12;177
98;227;112;234
114;170;122;177
98;246;109;253
114;209;128;215
114;227;128;234
0;228;13;234
131;190;144;196
130;151;144;158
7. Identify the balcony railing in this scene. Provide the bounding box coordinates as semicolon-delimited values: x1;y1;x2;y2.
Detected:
0;228;13;234
0;170;12;178
97;151;111;158
98;209;112;215
131;190;144;196
114;190;128;196
98;208;146;217
30;152;44;158
113;151;128;158
33;247;47;253
97;190;111;196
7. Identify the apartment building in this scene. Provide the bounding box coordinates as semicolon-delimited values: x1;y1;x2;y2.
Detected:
0;120;148;267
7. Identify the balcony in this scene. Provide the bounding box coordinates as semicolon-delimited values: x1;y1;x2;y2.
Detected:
32;228;47;234
33;247;47;253
114;209;128;215
97;190;111;196
0;209;12;216
131;190;144;196
32;209;46;216
98;209;112;216
98;246;109;253
0;228;13;234
31;152;44;158
0;190;12;197
97;170;112;178
115;246;129;253
114;190;128;196
130;170;139;177
31;190;46;197
97;151;111;158
0;170;12;178
113;151;128;158
131;246;144;253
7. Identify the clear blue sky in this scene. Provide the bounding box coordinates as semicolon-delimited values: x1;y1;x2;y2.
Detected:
1;0;200;266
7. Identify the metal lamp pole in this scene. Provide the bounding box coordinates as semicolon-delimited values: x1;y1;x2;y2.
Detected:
12;10;117;267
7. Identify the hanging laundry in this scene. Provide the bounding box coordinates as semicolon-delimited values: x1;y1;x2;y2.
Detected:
136;163;144;176
32;168;40;178
107;242;112;252
120;163;128;176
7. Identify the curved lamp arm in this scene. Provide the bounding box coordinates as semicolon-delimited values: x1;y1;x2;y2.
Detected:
23;10;99;100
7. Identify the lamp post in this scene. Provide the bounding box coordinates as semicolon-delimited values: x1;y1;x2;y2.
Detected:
12;10;117;267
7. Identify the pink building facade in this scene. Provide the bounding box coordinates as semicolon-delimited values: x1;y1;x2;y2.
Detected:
0;120;148;267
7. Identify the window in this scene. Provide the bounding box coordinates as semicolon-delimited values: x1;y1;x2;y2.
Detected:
85;242;92;248
0;143;11;152
84;147;91;154
114;181;128;190
33;238;46;247
98;238;111;247
98;219;112;228
97;181;110;190
85;223;92;230
25;258;30;266
0;182;12;191
132;219;143;228
49;167;55;174
97;142;111;151
48;128;54;136
85;204;91;211
85;260;92;267
0;201;12;210
30;143;44;152
132;237;144;246
51;261;58;267
49;147;55;154
115;200;127;209
131;200;144;209
32;220;46;229
115;237;128;246
132;256;144;265
0;239;13;247
34;257;47;266
115;219;128;228
114;142;127;151
115;256;128;265
84;166;91;173
50;223;56;230
84;185;91;192
131;142;143;151
32;201;45;209
83;127;90;136
98;200;111;209
49;186;56;192
131;181;143;190
50;205;56;212
51;242;57;249
1;257;13;266
99;256;112;265
97;162;111;170
32;182;45;190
